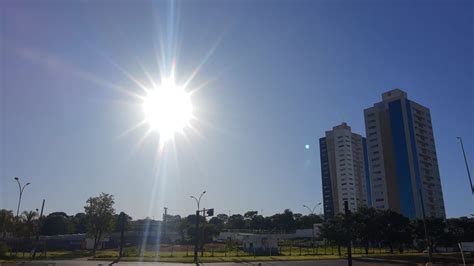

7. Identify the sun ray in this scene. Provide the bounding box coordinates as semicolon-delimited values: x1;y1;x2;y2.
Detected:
78;37;150;93
138;62;159;89
132;128;154;153
182;34;224;89
115;119;148;140
188;77;217;96
14;46;144;101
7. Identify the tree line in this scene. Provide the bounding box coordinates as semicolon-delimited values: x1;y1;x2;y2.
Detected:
1;192;473;257
319;207;474;255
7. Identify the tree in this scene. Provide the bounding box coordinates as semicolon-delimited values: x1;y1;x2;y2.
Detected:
177;220;191;243
378;210;411;253
412;217;448;252
41;212;74;235
209;217;224;231
184;214;206;225
244;211;258;221
227;214;245;229
73;213;87;233
201;223;219;244
0;209;14;240
243;211;263;231
18;210;38;251
262;216;273;230
187;223;218;252
216;213;229;225
270;209;296;233
113;212;132;232
296;214;323;230
353;207;381;254
84;193;115;255
447;217;474;244
249;215;265;231
319;213;347;255
20;210;38;238
162;214;181;234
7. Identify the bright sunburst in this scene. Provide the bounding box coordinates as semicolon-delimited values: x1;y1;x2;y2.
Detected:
142;77;193;142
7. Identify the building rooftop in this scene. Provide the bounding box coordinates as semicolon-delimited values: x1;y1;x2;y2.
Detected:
382;88;407;101
333;122;351;130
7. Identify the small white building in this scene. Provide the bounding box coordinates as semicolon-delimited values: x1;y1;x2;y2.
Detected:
85;237;109;250
216;224;323;255
461;242;474;252
216;231;241;242
241;234;279;255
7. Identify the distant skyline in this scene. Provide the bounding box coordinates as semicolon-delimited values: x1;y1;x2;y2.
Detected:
1;0;473;219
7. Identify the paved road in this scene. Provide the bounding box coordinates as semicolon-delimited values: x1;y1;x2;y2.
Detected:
0;258;420;266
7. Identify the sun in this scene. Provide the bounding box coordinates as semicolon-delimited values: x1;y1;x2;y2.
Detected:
142;77;193;141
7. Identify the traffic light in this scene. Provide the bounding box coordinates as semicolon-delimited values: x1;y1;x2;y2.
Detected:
206;208;214;217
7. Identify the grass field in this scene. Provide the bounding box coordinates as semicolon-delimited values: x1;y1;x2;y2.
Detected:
2;245;463;264
2;248;429;263
3;252;471;264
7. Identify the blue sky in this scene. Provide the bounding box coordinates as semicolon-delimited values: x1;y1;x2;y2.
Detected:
1;0;472;219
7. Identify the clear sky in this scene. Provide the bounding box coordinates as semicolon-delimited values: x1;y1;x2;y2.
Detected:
1;0;473;219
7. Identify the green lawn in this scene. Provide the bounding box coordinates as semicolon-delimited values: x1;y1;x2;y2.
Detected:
0;247;438;264
3;250;91;260
90;253;432;263
4;252;470;265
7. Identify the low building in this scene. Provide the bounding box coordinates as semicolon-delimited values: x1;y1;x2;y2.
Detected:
38;234;87;251
85;237;109;250
241;234;279;255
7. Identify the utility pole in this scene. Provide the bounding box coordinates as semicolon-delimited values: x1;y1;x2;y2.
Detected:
111;212;127;265
457;137;473;194
163;207;168;243
119;212;126;258
344;201;352;266
194;210;200;264
32;199;45;260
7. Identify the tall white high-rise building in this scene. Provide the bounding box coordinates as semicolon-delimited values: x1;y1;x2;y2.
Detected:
320;122;371;219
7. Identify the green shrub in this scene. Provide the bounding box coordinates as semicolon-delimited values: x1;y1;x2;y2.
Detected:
0;241;11;259
123;247;139;257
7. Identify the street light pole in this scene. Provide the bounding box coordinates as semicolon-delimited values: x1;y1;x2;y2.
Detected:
457;137;473;194
303;203;321;239
302;204;315;215
190;191;206;265
419;189;433;264
344;201;352;266
303;203;322;215
14;177;31;217
163;207;168;243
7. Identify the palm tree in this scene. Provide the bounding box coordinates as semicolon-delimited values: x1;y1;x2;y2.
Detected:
20;210;38;247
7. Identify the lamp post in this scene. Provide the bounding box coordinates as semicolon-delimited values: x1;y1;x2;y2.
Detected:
303;203;321;239
14;177;30;218
344;201;352;266
419;188;433;264
190;191;206;265
302;203;322;215
317;203;323;216
457;137;473;194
